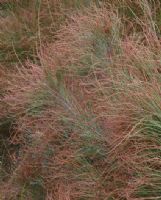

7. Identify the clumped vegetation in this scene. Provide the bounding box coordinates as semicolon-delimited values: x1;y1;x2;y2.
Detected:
0;0;161;199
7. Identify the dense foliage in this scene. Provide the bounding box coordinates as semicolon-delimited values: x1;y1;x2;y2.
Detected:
0;0;161;199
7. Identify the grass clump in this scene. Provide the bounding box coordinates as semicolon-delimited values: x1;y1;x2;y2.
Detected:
0;0;99;67
1;0;161;199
